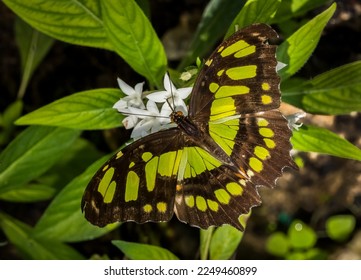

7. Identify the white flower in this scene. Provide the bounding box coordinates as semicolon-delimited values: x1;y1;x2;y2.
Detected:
113;78;145;111
122;115;138;130
112;74;193;141
127;100;173;140
113;78;146;129
146;73;192;115
287;111;306;130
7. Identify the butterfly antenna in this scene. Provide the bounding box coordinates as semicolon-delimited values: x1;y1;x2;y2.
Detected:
166;72;177;112
118;110;169;119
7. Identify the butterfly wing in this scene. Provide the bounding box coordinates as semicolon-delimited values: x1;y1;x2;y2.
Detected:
189;23;280;122
188;23;295;188
174;159;261;231
82;129;183;227
82;127;261;230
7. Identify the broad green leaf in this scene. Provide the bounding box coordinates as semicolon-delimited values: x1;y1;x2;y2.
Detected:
199;227;215;260
0;212;84;259
15;17;54;99
0;126;80;194
271;0;332;23
225;0;281;38
288;220;317;250
209;224;244;260
266;232;290;257
178;0;246;70
283;61;361;115
16;89;122;129
101;0;166;88
0;183;56;202
112;240;179;260
277;3;336;81
33;155;118;242
3;0;112;50
1;138;102;203
39;138;103;190
292;125;361;161
326;215;356;242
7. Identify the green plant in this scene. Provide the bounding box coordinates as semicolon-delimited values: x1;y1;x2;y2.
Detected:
266;215;356;259
1;0;360;259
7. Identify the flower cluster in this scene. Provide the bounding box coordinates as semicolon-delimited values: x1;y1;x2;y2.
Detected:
113;73;192;140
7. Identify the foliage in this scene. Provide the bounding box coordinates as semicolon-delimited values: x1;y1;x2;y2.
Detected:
266;216;356;259
1;0;360;260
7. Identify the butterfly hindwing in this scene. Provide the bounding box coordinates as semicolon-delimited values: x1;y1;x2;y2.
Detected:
82;129;182;227
209;110;296;189
175;164;261;230
231;110;296;187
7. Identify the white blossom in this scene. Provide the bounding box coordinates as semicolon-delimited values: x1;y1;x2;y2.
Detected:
114;78;145;110
146;73;192;115
113;78;146;129
287;111;306;130
112;74;193;140
127;100;173;140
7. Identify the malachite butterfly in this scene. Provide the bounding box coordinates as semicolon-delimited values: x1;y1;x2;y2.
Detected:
81;23;296;231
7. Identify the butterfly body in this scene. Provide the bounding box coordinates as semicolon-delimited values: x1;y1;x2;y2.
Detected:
172;111;246;177
82;24;296;230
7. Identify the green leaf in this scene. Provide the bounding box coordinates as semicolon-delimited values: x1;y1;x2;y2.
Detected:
178;0;246;70
283;61;361;115
326;215;356;242
0;126;80;194
3;0;112;50
40;138;103;190
101;0;167;88
277;3;336;81
292;125;361;161
285;251;307;260
271;0;332;24
33;155;118;242
15;17;54;99
0;211;84;259
16;89;122;129
0;183;56;202
286;248;327;260
199;227;215;260
288;220;317;250
266;232;290;257
225;0;281;38
209;225;244;260
0;100;23;146
1;100;23;128
112;240;179;260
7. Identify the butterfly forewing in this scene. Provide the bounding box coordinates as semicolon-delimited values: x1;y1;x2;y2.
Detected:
189;23;280;124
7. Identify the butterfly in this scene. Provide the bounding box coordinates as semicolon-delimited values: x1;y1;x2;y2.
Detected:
81;23;296;231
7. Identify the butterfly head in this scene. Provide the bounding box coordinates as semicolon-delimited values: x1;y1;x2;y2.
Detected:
170;111;185;124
